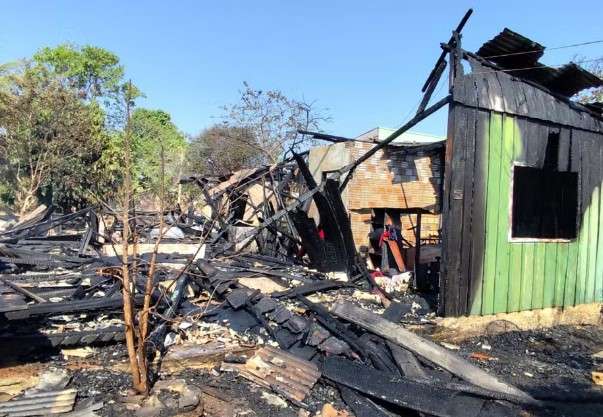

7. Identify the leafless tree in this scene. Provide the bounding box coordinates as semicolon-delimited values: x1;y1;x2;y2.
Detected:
221;82;331;164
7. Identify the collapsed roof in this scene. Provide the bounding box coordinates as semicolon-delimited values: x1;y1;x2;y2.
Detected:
476;28;603;98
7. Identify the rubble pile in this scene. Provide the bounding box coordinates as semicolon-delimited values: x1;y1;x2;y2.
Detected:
1;153;602;417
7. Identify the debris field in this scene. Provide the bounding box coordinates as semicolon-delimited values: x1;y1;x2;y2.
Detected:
2;8;603;417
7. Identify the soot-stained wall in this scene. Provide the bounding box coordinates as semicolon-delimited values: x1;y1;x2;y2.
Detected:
441;58;603;316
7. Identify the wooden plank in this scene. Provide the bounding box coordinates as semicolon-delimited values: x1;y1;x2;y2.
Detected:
507;118;523;313
339;386;392;417
520;82;538;122
594;141;603;303
324;357;490;417
459;107;478;314
529;87;551;125
520;243;535;310
585;136;600;304
468;110;490;315
564;129;580;307
558;128;571;172
484;71;504;113
554;243;569;307
492;114;514;313
507;245;523;313
585;186;599;303
443;105;467;316
481;112;503;315
494;71;518;114
514;79;530;117
564;241;579;306
531;243;546;309
575;131;589;304
542;243;558;308
387;341;427;380
0;278;47;303
525;123;548;169
576;209;590;305
330;302;534;402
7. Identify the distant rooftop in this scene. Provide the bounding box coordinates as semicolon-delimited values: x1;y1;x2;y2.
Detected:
355;127;445;145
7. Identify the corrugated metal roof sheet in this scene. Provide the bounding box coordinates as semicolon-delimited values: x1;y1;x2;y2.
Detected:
477;28;544;68
221;346;320;403
0;389;76;416
476;28;603;97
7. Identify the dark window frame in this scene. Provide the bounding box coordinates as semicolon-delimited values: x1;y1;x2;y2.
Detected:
509;163;579;242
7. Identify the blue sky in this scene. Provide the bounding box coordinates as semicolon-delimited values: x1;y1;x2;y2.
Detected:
1;1;602;138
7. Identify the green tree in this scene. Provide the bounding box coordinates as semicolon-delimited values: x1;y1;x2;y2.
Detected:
34;43;124;100
0;64;110;214
129;108;187;199
186;125;263;177
33;43;142;128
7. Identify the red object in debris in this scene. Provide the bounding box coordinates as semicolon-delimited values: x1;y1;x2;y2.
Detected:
298;226;326;258
318;227;325;240
378;230;390;247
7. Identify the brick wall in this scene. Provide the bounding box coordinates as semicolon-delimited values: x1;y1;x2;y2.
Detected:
346;142;441;211
307;141;443;250
345;142;442;249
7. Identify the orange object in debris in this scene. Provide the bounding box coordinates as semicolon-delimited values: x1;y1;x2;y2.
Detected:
469;351;495;362
321;403;350;417
386;239;407;271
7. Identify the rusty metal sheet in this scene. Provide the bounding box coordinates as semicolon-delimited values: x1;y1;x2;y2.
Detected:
221;346;320;403
0;388;76;416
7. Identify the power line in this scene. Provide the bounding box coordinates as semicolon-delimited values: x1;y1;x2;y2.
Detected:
481;39;603;59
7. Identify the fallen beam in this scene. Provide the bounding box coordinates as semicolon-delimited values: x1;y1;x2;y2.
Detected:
338;385;391;417
338;95;450;190
0;278;47;303
323;357;518;417
330;301;534;403
272;281;348;299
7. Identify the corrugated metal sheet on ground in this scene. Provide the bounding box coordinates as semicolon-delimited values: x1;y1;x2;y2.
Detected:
0;389;76;416
221;346;320;402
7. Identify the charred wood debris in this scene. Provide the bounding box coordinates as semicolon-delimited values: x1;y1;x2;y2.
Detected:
2;152;599;417
2;11;603;417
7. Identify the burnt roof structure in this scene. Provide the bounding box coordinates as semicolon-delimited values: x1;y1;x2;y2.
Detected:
476;28;603;98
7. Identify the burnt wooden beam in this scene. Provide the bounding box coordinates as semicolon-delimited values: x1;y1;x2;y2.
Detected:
421;8;473;92
3;294;144;320
272;281;348;299
387;341;428;380
297;130;355;143
330;301;534;403
417;60;447;115
269;170;298;241
1;278;47;303
338;386;392;417
338;95;450;191
322;356;519;417
216;186;321;255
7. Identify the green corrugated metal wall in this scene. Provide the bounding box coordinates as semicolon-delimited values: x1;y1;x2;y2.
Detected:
468;112;603;315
